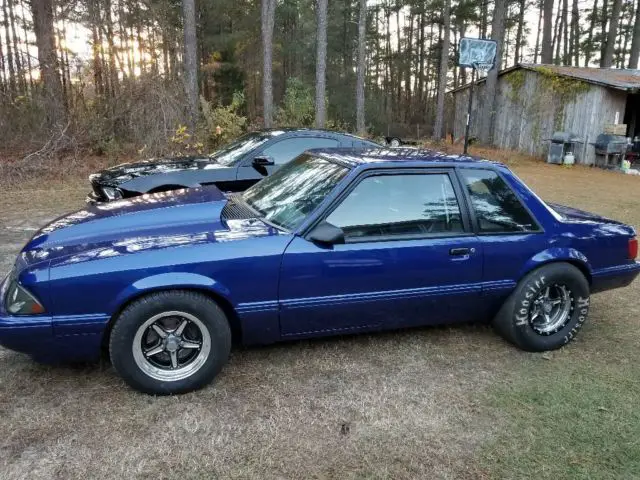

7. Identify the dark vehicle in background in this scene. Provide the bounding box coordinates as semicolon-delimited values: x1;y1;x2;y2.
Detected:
88;128;377;202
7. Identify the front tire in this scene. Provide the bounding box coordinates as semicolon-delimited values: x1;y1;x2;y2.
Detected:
492;263;590;352
109;291;231;395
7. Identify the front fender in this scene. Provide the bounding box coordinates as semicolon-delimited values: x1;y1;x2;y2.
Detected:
518;247;592;280
108;272;233;315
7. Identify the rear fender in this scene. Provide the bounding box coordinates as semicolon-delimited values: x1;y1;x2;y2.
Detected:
518;247;592;282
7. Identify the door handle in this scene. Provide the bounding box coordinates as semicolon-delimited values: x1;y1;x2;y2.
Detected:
449;247;473;256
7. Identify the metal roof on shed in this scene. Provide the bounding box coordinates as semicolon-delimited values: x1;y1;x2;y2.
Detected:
450;63;640;93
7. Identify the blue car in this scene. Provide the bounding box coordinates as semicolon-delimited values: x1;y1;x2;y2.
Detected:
1;149;639;394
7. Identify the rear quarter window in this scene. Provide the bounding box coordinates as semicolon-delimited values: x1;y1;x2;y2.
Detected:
459;168;539;233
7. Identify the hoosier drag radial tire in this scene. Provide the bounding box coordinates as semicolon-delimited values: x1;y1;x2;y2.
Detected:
492;263;590;352
109;290;231;395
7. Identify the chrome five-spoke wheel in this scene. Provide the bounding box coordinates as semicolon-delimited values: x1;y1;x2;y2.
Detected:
529;284;573;335
132;311;212;382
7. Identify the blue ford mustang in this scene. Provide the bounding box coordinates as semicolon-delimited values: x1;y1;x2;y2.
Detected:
1;149;639;394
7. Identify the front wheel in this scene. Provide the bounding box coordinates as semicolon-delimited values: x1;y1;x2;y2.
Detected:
109;291;231;394
492;263;590;352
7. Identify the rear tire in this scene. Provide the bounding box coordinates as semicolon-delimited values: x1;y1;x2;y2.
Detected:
492;263;590;352
109;291;231;395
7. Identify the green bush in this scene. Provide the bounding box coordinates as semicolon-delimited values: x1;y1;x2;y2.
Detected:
199;91;247;149
276;78;315;127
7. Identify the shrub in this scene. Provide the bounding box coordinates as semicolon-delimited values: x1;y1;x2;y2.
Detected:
199;91;247;150
275;78;315;127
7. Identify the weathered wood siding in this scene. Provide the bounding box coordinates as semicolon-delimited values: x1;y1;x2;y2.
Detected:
452;68;628;164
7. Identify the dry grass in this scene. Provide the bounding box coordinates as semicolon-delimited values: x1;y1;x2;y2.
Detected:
0;149;639;479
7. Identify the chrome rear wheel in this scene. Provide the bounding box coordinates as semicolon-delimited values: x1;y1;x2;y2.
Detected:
529;284;573;335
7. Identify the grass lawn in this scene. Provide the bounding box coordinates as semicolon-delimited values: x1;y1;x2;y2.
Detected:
478;158;640;480
0;150;639;479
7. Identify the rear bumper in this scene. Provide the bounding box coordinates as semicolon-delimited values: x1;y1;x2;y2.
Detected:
591;261;640;293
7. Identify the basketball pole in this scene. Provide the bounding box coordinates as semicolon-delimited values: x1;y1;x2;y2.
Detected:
463;65;476;155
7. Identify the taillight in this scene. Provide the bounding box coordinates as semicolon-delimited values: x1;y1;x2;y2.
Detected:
630;237;638;260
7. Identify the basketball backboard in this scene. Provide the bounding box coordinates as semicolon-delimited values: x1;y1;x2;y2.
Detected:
459;37;497;69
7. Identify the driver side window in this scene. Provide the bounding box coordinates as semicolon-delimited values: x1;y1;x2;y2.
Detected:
326;173;464;240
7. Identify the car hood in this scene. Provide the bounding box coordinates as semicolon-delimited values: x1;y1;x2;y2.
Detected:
20;186;279;269
91;155;227;185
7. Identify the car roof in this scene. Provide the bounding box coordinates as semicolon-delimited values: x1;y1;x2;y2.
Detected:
258;128;375;142
307;147;505;169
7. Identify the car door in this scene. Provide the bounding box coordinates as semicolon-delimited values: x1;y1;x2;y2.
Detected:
457;167;547;312
236;136;341;188
278;168;484;338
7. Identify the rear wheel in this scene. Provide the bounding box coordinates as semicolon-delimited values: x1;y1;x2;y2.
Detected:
109;291;231;394
388;137;402;147
492;263;590;351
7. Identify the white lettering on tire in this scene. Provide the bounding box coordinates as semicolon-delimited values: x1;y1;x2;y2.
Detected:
516;276;546;329
563;296;590;344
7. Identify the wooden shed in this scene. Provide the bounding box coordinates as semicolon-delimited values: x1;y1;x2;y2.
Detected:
450;64;640;165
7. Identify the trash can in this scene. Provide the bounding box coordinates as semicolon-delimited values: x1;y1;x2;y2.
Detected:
547;132;583;164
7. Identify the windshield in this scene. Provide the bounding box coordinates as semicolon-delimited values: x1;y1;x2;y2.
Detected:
242;154;349;231
209;132;278;166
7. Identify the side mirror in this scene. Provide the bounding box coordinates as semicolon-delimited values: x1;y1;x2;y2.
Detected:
252;156;275;176
307;221;345;246
252;156;275;166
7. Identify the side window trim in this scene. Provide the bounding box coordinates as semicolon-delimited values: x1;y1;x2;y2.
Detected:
310;168;474;244
253;136;339;166
454;167;544;235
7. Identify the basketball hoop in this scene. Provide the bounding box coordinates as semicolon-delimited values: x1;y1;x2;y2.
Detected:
458;38;498;154
459;38;497;70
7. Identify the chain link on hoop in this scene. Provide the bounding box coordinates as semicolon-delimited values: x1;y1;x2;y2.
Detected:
473;62;494;75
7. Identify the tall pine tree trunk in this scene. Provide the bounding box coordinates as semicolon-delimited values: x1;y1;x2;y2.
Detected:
480;0;506;145
541;0;554;63
182;0;198;132
600;0;609;63
570;0;579;65
315;0;328;128
629;0;640;67
30;0;65;126
8;0;25;93
21;0;34;90
417;12;426;112
458;20;466;85
356;0;366;134
261;0;276;127
534;0;543;62
602;0;622;67
585;0;598;66
105;0;118;96
553;0;562;63
562;0;569;63
514;0;526;64
433;0;450;140
3;0;16;94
